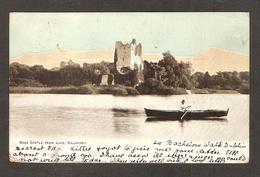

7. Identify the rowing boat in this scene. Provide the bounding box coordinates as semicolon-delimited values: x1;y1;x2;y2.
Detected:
144;108;229;120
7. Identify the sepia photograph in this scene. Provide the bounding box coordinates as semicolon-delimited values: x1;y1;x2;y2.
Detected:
9;12;249;163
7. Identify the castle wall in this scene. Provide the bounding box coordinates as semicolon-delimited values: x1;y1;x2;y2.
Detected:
114;41;131;73
100;74;109;85
114;40;143;73
114;39;144;85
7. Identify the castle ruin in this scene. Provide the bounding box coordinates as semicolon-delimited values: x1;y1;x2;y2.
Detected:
114;39;144;85
114;39;144;74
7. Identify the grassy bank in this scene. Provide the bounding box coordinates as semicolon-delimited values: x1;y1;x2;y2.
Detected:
191;88;241;94
9;85;140;96
10;85;188;96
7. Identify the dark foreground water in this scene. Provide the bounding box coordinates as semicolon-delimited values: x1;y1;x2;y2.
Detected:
10;94;249;144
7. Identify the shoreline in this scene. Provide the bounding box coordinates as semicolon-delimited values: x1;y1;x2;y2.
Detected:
9;86;244;96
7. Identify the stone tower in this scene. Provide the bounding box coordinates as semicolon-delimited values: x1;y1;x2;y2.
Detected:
114;39;143;74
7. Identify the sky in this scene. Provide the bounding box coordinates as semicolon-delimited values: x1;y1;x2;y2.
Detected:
10;12;249;58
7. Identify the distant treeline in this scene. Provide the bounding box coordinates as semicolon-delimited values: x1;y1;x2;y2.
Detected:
10;60;114;87
137;52;249;94
9;51;249;94
192;70;249;93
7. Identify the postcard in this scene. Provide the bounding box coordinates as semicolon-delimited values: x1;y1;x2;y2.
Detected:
9;12;249;163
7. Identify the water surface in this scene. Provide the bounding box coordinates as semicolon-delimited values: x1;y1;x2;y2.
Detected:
10;94;249;143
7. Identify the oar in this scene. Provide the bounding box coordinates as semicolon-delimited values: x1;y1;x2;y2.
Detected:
180;106;191;120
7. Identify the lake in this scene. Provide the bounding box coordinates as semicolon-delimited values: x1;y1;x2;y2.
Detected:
10;94;249;145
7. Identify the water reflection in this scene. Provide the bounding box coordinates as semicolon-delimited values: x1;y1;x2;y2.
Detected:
111;108;141;136
112;108;140;117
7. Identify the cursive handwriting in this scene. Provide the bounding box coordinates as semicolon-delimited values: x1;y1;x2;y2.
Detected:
10;140;248;163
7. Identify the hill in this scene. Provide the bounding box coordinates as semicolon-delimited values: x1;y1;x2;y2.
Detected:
10;48;249;74
192;48;249;73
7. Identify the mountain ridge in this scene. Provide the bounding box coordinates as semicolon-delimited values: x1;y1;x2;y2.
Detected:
10;48;249;74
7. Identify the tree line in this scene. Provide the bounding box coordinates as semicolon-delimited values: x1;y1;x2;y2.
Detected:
9;51;249;93
138;51;249;94
10;60;114;87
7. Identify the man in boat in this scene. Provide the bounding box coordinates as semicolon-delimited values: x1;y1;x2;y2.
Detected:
180;99;191;112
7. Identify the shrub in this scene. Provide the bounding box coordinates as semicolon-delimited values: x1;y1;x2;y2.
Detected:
12;78;45;87
78;85;96;94
239;83;249;94
97;86;128;96
49;87;78;94
125;87;140;96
